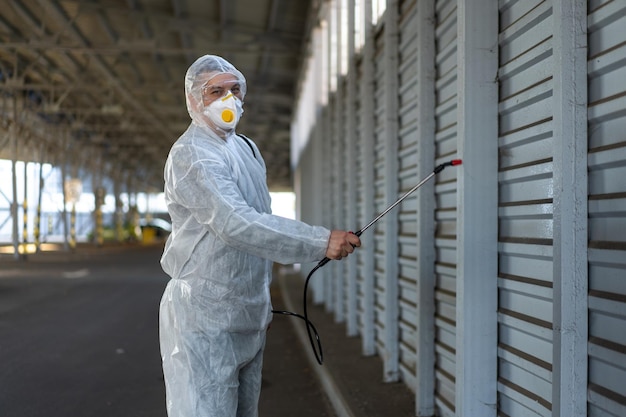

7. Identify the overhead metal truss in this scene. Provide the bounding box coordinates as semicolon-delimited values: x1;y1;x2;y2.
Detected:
0;0;317;191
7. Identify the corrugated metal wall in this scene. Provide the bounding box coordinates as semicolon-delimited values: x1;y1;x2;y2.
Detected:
372;23;391;372
397;0;420;390
433;0;459;414
587;0;626;415
333;78;347;322
357;17;378;356
292;0;625;416
354;55;368;341
322;105;335;306
497;0;555;415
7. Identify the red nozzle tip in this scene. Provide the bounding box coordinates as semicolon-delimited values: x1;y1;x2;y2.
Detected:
451;159;462;165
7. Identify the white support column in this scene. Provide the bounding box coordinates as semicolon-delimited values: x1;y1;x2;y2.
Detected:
456;0;498;416
382;0;400;383
314;27;329;303
334;96;345;321
61;130;71;251
313;125;326;304
359;0;377;357
36;145;46;250
22;160;28;250
551;0;588;415
323;8;336;310
333;0;346;323
324;107;335;310
346;0;359;336
10;96;19;259
415;0;437;414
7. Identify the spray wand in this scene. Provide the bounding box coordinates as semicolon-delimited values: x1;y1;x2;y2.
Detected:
273;159;462;364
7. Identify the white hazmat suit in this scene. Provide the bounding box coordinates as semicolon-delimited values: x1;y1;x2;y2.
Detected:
159;55;332;417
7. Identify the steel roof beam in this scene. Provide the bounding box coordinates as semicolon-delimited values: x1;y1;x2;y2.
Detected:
33;0;176;143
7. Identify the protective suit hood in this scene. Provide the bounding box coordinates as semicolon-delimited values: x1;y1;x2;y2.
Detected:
184;55;247;133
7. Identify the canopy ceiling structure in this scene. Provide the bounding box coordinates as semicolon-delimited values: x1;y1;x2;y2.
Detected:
0;0;317;192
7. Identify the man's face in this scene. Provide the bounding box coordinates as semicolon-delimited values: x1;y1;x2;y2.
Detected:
201;73;243;107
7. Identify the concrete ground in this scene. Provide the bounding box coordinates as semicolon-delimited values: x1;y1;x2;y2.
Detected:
0;243;414;417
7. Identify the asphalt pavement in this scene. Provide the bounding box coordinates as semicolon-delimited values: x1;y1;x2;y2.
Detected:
0;243;414;417
0;245;168;417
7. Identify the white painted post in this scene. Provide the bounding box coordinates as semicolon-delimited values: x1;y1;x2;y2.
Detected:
313;121;326;304
382;0;400;383
552;0;588;415
332;0;347;323
456;0;498;416
10;96;20;259
323;13;335;311
324;106;335;310
314;28;328;305
359;0;377;357
415;0;437;414
346;0;359;336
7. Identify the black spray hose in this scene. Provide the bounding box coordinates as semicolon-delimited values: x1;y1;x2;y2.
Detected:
273;159;462;365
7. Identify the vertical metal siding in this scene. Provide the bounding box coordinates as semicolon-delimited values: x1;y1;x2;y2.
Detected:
346;54;361;337
323;104;336;309
397;0;419;391
291;0;626;413
341;77;350;324
329;93;341;313
382;0;400;382
358;21;377;355
587;1;626;415
344;0;359;337
334;79;347;323
330;95;341;311
433;0;458;414
346;82;359;335
497;0;554;415
355;57;366;333
373;27;387;356
313;123;329;304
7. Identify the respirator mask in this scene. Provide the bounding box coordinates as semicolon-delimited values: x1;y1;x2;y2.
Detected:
203;92;243;131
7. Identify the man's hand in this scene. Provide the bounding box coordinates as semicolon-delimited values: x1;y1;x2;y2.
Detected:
325;230;361;260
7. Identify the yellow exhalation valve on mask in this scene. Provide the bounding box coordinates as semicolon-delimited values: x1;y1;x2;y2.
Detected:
221;109;235;123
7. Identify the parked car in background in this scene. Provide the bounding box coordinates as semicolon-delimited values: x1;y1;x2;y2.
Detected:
139;218;172;241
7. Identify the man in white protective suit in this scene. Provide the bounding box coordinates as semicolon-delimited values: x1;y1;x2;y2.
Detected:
159;54;361;417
